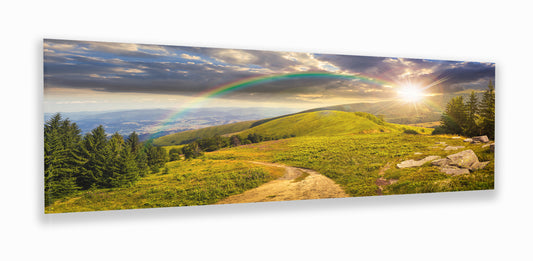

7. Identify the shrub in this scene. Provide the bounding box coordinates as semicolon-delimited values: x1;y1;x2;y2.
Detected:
403;129;418;135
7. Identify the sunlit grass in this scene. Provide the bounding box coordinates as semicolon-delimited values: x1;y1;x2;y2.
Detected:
45;159;284;213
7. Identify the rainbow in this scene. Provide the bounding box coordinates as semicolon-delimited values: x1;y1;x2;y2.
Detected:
148;71;394;139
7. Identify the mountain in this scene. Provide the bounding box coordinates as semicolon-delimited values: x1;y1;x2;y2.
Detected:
152;110;428;146
236;111;426;139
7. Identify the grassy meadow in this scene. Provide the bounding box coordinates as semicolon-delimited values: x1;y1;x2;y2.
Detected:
45;111;494;213
209;133;494;196
46;159;284;213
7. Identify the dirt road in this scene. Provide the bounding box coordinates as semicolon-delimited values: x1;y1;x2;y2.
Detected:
217;161;348;204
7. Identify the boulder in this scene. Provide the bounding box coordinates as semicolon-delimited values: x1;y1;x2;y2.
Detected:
446;149;480;169
397;156;441;168
440;167;470;176
472;136;490;143
463;138;473;143
444;145;465;151
471;161;490;171
431;158;451;167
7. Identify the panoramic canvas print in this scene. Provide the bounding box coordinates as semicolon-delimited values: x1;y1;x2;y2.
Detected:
44;39;495;213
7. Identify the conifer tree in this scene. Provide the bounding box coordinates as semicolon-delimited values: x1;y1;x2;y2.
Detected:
78;125;109;189
125;131;141;154
116;146;140;186
465;91;480;136
105;132;125;187
440;96;467;135
479;80;496;139
44;113;84;206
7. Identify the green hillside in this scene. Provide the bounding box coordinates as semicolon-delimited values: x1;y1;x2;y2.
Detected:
153;120;258;146
237;110;428;139
154;110;429;146
301;91;484;124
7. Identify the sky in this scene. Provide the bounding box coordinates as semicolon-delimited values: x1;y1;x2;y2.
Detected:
43;39;495;113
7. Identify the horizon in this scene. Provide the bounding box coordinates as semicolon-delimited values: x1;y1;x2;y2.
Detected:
44;39;495;114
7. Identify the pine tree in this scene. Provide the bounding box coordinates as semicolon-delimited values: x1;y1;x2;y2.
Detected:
44;113;84;206
464;91;480;136
116;146;140;186
78;125;109;189
105;132;125;187
479;80;496;139
441;96;467;135
136;148;149;177
145;143;168;172
126;131;148;176
125;131;141;154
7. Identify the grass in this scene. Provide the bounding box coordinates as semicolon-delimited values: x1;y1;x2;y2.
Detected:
45;159;284;213
206;133;494;197
46;111;494;213
236;111;428;139
153;120;258;146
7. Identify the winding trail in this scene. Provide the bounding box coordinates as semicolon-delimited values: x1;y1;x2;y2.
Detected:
217;161;348;204
375;162;397;195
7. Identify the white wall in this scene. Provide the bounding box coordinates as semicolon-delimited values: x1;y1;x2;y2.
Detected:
2;1;531;260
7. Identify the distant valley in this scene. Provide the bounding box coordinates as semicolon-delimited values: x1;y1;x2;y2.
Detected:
44;107;298;140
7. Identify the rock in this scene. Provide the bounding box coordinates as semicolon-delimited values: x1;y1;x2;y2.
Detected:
397;156;441;168
446;150;480;169
452;136;462;139
472;136;490;143
444;145;465;151
431;158;451;167
414;152;422;155
463;138;473;143
471;161;490;171
490;143;495;152
440;167;470;175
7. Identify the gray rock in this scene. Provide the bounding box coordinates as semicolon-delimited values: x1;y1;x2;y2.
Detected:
490;143;495;152
452;136;462;139
397;156;441;168
471;161;490;171
444;145;465;151
446;150;480;169
432;158;451;167
472;136;490;143
463;138;473;143
440;167;470;175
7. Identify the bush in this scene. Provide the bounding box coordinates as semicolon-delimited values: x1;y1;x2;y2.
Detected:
431;126;447;135
403;129;418;135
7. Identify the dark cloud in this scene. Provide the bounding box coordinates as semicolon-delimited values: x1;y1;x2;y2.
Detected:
44;39;495;101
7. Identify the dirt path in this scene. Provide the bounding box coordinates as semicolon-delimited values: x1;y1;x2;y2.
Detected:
216;161;348;204
375;162;397;195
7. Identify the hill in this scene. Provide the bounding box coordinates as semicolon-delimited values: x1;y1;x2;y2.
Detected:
152;120;259;146
237;111;427;139
300;92;483;124
153;110;429;146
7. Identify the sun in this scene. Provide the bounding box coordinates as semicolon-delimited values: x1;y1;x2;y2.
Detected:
397;85;425;102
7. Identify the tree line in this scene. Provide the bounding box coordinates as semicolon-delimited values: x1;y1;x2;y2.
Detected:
178;132;291;159
433;81;495;139
44;113;168;206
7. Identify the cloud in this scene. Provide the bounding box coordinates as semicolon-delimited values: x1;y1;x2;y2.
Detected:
44;39;495;104
180;53;202;60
